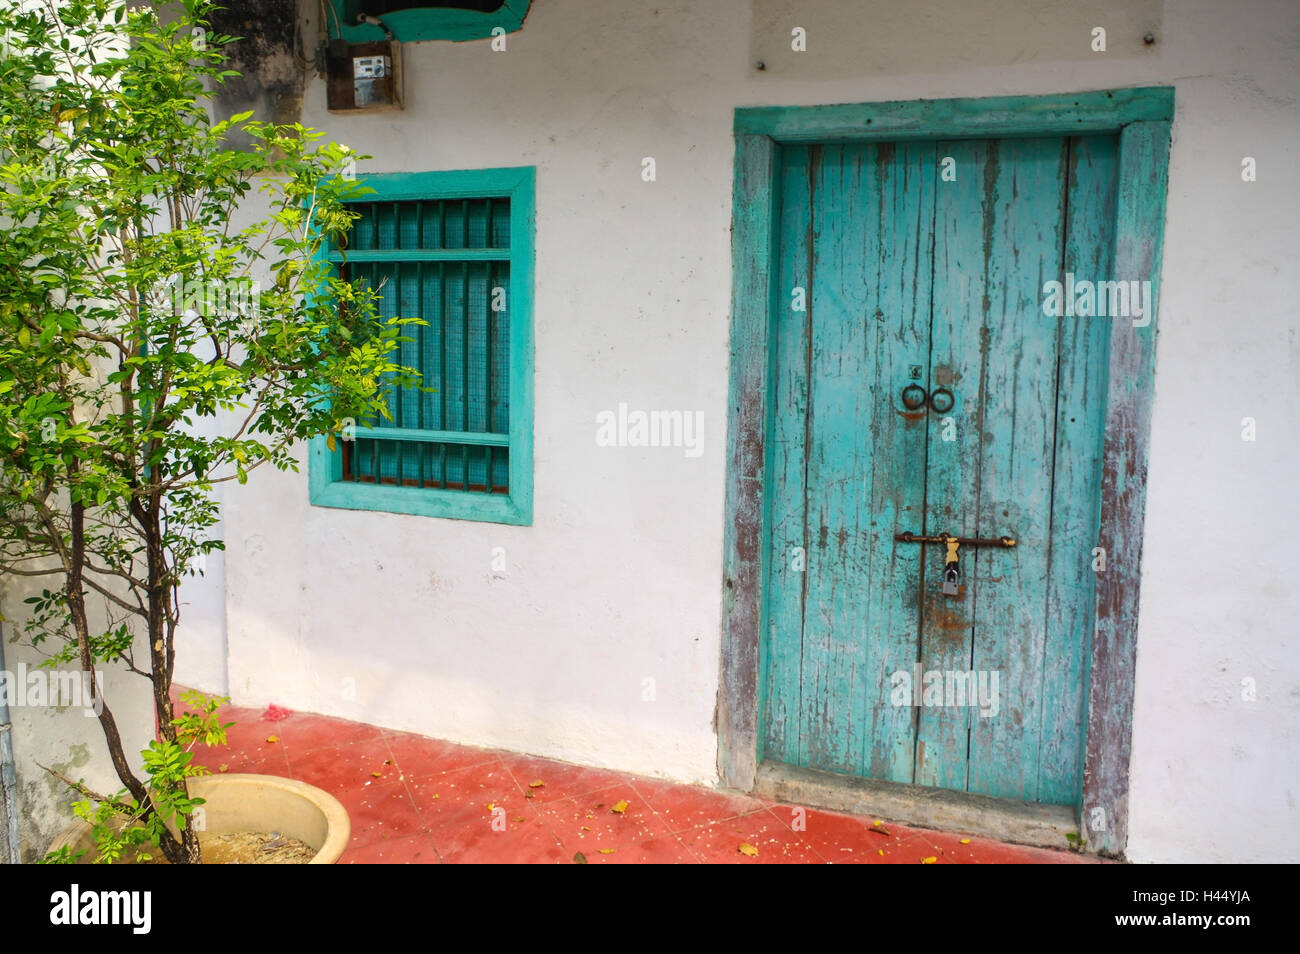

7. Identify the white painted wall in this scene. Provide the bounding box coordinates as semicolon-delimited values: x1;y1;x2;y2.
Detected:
181;0;1300;862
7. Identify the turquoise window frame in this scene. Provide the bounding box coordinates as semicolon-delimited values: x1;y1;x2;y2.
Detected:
330;0;530;43
308;166;535;525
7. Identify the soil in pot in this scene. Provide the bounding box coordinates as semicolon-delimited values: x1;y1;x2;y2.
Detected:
130;830;317;865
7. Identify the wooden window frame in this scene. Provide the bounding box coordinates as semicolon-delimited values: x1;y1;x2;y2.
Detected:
308;166;535;525
717;88;1174;857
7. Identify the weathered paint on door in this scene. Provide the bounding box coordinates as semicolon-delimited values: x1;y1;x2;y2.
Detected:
761;135;1117;804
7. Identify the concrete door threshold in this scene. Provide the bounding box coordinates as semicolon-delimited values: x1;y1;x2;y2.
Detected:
753;762;1080;852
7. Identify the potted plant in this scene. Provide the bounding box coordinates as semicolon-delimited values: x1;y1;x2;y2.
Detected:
0;0;418;863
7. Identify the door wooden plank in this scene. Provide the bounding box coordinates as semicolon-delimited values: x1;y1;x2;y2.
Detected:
861;141;936;782
1083;119;1173;855
719;133;780;792
761;144;814;767
964;137;1071;801
1036;134;1118;804
801;143;870;774
798;142;933;779
917;138;989;792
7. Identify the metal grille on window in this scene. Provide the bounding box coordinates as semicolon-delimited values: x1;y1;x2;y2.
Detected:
330;197;511;493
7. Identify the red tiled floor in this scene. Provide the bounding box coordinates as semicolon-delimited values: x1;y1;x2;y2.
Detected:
340;832;441;864
774;805;916;864
677;808;823;864
334;779;427;849
540;784;675;850
432;807;567;864
383;731;501;779
405;761;529;832
170;689;1104;864
630;777;769;833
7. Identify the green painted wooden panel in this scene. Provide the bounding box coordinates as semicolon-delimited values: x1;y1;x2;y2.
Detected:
1084;119;1172;855
1037;135;1117;803
959;137;1069;801
764;135;1114;804
336;0;531;44
763;141;935;783
342;197;510;492
760;143;813;768
735;87;1174;142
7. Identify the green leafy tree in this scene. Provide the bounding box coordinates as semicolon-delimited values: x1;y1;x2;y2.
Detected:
0;0;417;862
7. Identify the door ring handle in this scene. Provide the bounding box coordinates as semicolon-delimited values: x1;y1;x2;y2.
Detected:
901;384;927;410
929;388;955;414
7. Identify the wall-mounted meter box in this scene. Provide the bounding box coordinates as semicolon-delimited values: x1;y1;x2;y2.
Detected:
326;40;404;112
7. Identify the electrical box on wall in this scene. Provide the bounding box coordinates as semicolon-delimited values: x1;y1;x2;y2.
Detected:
326;39;403;112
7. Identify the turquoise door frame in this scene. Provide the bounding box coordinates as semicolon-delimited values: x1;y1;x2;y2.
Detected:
718;88;1173;857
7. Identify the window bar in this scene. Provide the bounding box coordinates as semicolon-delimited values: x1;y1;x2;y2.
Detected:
340;259;360;484
462;199;471;490
394;261;403;483
438;258;447;489
484;200;494;491
417;257;426;488
416;201;426;488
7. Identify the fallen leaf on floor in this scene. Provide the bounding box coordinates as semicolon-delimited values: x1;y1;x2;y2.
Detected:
370;771;382;778
524;792;535;799
878;849;884;856
581;826;590;831
738;843;759;857
921;856;937;864
598;848;616;854
611;800;629;814
218;764;229;773
528;780;545;788
868;825;892;836
960;838;971;844
486;803;495;811
513;816;525;823
573;852;588;864
432;794;440;799
265;735;279;743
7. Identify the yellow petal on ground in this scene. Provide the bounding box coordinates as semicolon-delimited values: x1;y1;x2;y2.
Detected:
370;771;382;778
265;735;279;743
611;800;629;814
598;848;616;854
738;843;759;857
878;849;884;856
874;819;884;826
960;838;971;844
921;856;938;864
528;780;545;788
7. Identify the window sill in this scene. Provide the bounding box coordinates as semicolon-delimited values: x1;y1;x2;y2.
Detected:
310;479;531;525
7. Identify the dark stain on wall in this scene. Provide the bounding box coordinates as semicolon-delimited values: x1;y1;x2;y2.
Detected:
208;0;303;148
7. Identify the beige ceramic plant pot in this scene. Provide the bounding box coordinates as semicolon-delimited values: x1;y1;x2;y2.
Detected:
47;774;350;864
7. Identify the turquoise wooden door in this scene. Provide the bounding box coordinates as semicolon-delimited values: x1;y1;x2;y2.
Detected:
761;135;1118;804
